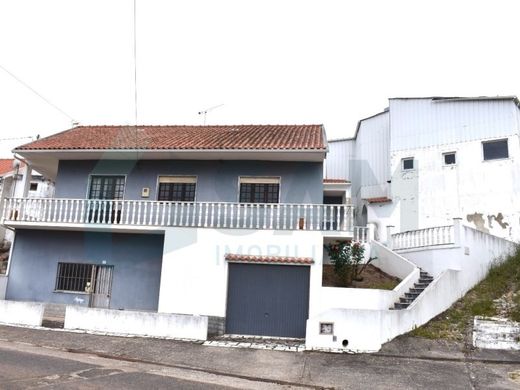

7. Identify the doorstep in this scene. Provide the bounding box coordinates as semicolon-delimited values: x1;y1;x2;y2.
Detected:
204;334;306;352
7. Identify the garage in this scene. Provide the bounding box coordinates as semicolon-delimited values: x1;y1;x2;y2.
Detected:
225;256;311;338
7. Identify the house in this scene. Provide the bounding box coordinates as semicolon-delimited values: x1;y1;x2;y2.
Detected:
0;159;54;276
1;124;365;339
325;96;520;242
305;96;517;352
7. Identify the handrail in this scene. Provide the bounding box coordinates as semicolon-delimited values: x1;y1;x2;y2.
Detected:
392;225;454;250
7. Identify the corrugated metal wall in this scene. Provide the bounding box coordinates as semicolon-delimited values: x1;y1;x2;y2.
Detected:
390;99;520;152
324;139;355;180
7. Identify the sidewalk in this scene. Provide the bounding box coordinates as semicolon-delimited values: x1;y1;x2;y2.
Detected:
0;325;519;389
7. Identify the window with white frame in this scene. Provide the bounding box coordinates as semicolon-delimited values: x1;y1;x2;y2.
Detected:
239;177;280;203
483;139;509;161
157;176;197;202
402;158;414;170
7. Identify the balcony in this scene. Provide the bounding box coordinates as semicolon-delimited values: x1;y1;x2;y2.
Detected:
1;198;365;238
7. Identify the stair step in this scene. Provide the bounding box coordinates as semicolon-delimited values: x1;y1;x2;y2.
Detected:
419;276;433;282
399;297;415;304
393;302;409;309
404;292;420;299
420;271;429;277
409;288;424;294
414;282;430;288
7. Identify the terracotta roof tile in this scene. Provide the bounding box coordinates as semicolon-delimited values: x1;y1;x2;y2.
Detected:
0;159;24;176
0;159;14;176
225;253;313;265
366;197;392;204
15;125;326;151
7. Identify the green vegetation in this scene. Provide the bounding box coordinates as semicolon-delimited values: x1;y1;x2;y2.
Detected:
411;246;520;340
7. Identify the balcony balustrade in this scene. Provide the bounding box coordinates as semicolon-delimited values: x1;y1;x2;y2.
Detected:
2;198;365;237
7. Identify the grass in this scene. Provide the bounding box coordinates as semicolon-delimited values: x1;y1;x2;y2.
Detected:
410;246;520;340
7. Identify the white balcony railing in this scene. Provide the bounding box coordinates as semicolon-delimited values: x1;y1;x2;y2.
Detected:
1;198;357;233
392;225;454;250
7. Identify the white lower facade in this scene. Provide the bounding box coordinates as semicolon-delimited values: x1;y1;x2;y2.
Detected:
158;227;325;319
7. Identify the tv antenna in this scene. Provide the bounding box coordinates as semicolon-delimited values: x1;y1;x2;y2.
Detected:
198;104;224;125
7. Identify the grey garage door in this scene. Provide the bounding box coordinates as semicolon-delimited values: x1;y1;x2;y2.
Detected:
225;263;310;338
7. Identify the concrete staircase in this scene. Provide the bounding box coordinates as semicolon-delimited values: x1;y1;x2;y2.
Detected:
391;270;434;310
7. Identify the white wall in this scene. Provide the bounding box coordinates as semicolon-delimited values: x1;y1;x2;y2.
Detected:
158;227;324;318
0;299;44;326
64;305;208;340
319;287;396;312
390;134;520;239
306;224;516;352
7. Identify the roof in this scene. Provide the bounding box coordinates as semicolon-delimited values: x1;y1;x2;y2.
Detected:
323;178;350;184
224;253;314;265
365;197;392;204
15;125;326;152
0;159;26;176
0;159;14;176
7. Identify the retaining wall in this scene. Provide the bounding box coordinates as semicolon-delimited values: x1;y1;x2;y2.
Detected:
65;306;209;340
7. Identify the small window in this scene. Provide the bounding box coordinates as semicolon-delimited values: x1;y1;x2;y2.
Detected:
157;176;197;202
239;177;280;203
55;262;95;292
483;139;509;161
29;182;38;191
443;152;456;165
402;158;414;170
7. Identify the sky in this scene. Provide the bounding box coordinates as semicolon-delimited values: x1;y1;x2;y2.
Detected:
1;0;520;157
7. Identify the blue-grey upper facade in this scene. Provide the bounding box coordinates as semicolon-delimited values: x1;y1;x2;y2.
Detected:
54;159;324;204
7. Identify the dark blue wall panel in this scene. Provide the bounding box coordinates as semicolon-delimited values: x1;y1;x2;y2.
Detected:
54;160;323;204
6;230;164;311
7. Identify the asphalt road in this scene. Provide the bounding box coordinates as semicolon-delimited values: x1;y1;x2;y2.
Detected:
1;326;520;389
0;343;288;390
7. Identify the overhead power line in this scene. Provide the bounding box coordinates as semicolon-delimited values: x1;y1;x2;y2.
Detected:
0;64;77;124
0;135;34;142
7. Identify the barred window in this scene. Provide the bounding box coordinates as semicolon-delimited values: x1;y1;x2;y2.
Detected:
239;177;280;203
55;263;95;292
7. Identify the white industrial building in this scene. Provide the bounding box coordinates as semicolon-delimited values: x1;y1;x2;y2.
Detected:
325;96;520;242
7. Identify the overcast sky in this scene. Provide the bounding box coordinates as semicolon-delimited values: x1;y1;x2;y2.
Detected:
1;0;519;157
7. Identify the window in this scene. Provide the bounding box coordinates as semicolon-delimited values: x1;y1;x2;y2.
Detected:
89;176;125;199
443;152;456;165
157;176;196;202
239;177;280;203
483;139;509;161
402;158;414;170
55;262;95;292
29;182;38;191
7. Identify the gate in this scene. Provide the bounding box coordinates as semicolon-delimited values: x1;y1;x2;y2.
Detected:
89;265;113;309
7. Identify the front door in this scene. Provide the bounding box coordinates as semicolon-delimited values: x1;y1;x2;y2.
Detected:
89;265;114;309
